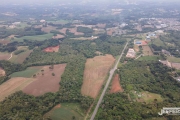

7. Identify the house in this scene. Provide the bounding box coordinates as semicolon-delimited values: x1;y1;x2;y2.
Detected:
126;48;136;58
40;19;46;23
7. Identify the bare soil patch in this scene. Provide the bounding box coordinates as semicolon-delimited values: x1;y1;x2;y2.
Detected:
96;24;106;28
142;46;153;56
81;54;115;98
0;39;10;45
52;34;65;39
107;28;115;36
0;52;11;60
23;64;66;96
0;77;35;101
0;67;5;76
59;28;67;35
68;27;84;36
41;26;57;33
43;45;59;52
110;74;123;93
134;45;139;52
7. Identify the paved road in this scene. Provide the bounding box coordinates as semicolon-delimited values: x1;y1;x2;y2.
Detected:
90;42;128;120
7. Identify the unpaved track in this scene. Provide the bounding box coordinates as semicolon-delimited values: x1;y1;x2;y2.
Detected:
90;42;128;120
7;52;13;60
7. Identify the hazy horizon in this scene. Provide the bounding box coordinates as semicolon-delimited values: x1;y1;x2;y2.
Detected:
1;0;180;5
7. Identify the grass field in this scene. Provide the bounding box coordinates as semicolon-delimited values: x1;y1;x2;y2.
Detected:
137;91;163;103
44;103;85;120
152;38;165;47
130;91;163;104
10;50;33;63
81;54;115;98
11;66;42;78
13;33;53;42
138;56;159;61
47;20;70;24
0;77;35;101
167;56;180;63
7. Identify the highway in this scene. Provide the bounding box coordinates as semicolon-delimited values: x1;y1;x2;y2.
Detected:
90;42;128;120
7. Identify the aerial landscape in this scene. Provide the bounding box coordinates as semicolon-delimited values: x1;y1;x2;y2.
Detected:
0;0;180;119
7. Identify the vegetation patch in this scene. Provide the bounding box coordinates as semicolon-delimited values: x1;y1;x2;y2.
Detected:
23;64;66;96
81;54;115;98
138;56;159;61
13;33;54;42
44;103;85;120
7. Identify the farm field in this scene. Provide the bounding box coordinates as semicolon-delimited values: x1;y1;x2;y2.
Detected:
142;45;153;56
110;74;123;93
52;34;65;39
10;50;33;63
44;103;85;120
13;33;54;42
59;28;67;34
81;54;115;98
167;56;180;63
11;66;42;78
131;91;163;104
68;27;84;36
0;77;35;101
41;26;57;33
0;39;10;45
47;20;70;24
0;52;11;60
23;64;66;96
43;45;59;52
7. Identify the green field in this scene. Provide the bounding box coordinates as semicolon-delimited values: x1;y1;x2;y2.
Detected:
12;33;53;42
137;56;159;61
16;22;31;29
47;20;70;24
152;38;165;47
11;67;42;78
131;91;163;104
167;56;180;63
44;103;85;120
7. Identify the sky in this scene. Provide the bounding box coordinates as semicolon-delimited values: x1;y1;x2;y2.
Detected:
0;0;179;5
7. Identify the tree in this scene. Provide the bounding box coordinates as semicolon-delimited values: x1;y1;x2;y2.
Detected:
52;73;55;76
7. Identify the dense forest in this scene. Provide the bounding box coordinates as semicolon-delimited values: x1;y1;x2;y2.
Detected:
96;61;180;120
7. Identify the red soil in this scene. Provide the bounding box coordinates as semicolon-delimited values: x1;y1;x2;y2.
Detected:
110;74;123;93
43;45;59;52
